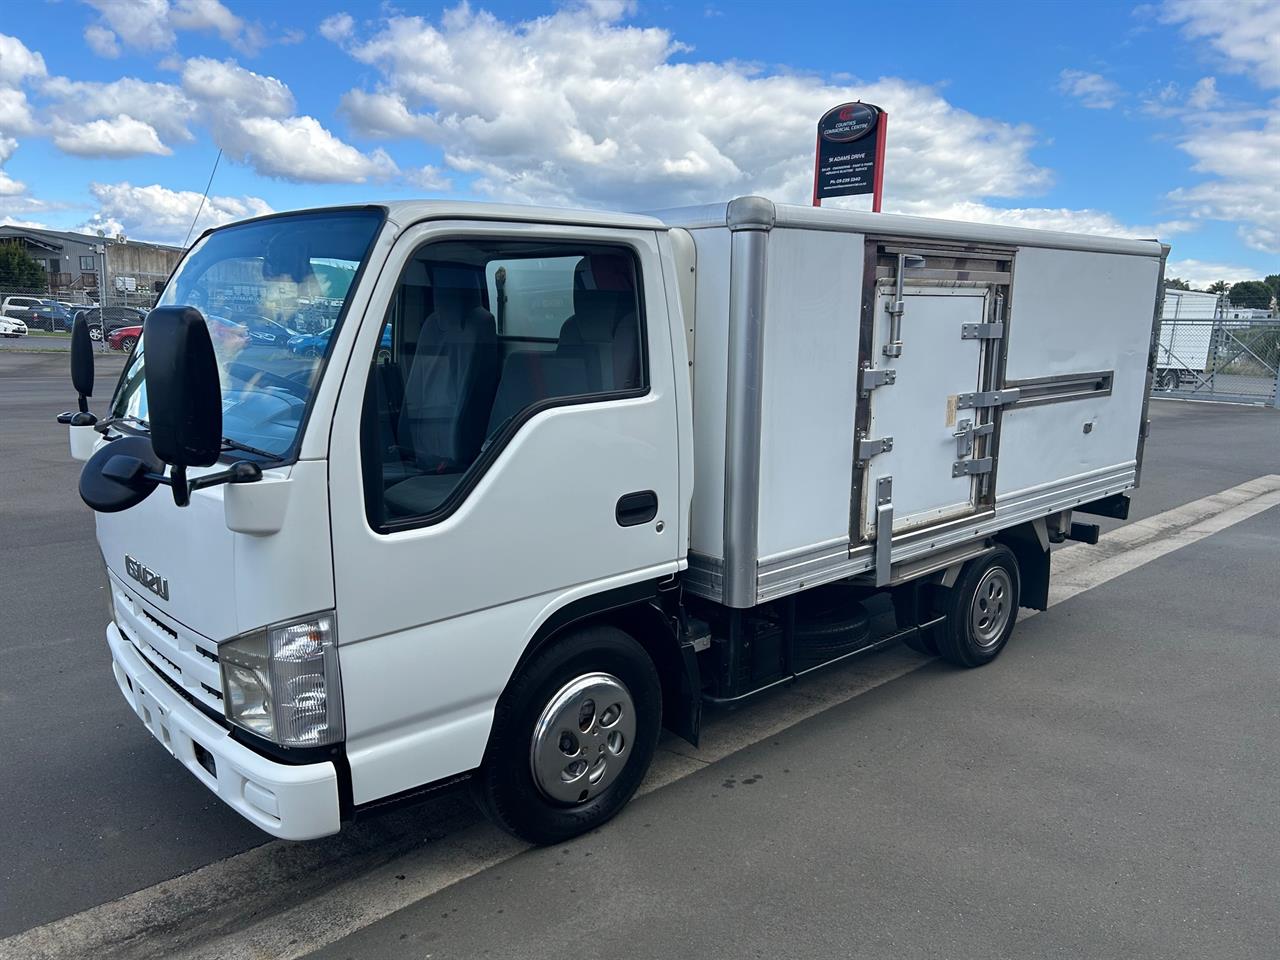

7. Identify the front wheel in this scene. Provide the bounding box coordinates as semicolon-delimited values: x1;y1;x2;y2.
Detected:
474;624;661;844
118;335;138;353
935;546;1020;668
88;325;103;341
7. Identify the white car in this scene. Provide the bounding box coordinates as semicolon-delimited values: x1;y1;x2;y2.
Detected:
0;316;28;337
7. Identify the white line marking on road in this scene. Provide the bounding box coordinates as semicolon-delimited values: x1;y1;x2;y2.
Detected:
5;475;1279;960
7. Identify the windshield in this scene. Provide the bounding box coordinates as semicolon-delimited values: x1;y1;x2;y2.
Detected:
110;208;384;460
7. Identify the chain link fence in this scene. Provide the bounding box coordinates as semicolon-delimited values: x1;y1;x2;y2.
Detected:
1153;317;1280;405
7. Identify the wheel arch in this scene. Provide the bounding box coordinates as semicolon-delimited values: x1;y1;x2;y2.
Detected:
503;578;701;748
995;519;1049;611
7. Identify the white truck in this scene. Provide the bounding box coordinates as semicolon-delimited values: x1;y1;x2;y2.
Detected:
1157;288;1219;389
62;197;1167;843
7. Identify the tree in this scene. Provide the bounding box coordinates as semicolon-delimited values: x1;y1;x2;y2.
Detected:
1164;277;1191;291
1264;274;1280;304
1228;279;1273;310
1208;280;1230;294
0;241;48;290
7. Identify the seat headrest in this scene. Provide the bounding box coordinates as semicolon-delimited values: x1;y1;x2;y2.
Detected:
568;254;635;339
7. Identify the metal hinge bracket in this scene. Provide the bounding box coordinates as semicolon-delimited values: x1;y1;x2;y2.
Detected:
875;476;893;586
956;387;1021;410
952;457;994;477
952;419;994;457
961;322;1005;340
856;434;894;463
859;365;897;396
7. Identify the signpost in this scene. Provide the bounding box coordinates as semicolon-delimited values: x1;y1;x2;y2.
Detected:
812;101;887;211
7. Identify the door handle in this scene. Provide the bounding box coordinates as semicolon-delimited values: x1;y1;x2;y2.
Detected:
616;490;658;527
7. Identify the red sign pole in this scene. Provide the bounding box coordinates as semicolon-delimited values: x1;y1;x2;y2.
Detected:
871;112;888;213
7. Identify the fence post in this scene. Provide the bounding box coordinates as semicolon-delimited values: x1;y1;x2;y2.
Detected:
1273;361;1280;409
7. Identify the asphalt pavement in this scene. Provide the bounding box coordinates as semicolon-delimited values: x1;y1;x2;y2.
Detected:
1;350;1277;957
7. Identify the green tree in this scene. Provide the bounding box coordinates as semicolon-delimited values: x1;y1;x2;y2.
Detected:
1228;279;1273;309
1264;274;1280;304
1164;277;1191;291
0;241;48;290
1208;280;1230;294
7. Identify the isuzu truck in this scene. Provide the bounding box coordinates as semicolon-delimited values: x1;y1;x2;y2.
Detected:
62;196;1167;843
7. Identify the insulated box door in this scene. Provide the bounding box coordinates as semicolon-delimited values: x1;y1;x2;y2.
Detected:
861;285;990;538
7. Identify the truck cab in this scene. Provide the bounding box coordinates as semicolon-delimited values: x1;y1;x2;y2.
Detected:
81;202;695;842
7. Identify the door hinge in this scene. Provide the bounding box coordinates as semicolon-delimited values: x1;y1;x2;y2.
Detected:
856;434;894;463
952;418;994;457
956;387;1020;410
875;476;893;586
859;364;896;397
961;322;1005;340
952;456;994;477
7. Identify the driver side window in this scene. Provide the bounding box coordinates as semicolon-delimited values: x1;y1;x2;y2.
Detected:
360;238;646;531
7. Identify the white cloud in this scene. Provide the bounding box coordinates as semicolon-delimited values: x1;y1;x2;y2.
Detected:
884;198;1190;240
180;57;294;117
80;181;273;244
1165;258;1261;289
230;115;397;182
52;115;172;157
43;76;196;143
1186;76;1220;110
1058;69;1121;109
0;135;23;195
180;57;395;183
84;24;120;58
406;164;452;192
83;0;174;54
1161;0;1280;88
1169;107;1280;252
319;13;355;43
333;6;1052;212
0;33;47;86
170;0;243;44
0;86;37;135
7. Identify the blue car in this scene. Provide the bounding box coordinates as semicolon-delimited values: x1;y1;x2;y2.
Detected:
287;325;391;359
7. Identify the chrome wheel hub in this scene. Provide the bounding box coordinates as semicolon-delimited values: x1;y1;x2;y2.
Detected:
970;566;1012;648
531;673;636;805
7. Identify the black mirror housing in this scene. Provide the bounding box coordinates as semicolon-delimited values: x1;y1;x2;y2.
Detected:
144;306;223;468
70;314;94;410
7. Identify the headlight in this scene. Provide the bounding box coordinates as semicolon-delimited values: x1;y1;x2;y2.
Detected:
219;612;344;746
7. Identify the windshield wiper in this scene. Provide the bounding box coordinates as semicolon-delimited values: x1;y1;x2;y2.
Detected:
220;436;284;462
94;414;149;434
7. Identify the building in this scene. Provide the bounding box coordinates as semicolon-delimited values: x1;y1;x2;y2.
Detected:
0;225;184;307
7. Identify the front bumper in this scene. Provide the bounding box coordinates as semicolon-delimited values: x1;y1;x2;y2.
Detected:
107;623;341;840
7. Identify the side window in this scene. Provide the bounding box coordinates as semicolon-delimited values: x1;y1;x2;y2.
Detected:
361;238;646;530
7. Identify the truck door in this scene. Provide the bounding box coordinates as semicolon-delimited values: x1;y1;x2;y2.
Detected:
858;247;1011;541
325;222;683;805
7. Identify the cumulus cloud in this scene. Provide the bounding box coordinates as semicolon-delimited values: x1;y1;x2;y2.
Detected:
83;0;277;59
43;76;197;143
0;135;24;195
180;57;294;117
0;32;47;86
1057;69;1121;109
79;181;273;244
52;115;172;157
1161;0;1280;88
887;199;1190;240
330;6;1051;213
319;13;354;43
1165;258;1262;290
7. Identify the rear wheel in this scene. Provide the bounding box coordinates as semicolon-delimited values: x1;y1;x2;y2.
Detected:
119;335;138;353
935;546;1020;668
474;624;661;844
88;325;103;341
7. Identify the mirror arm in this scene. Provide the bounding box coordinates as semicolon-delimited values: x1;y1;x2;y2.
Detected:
164;460;263;508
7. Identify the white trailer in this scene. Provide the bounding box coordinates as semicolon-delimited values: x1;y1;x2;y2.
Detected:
1157;288;1219;388
62;196;1166;843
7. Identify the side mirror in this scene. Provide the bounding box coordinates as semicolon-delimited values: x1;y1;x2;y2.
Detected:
70;315;94;413
144;306;223;504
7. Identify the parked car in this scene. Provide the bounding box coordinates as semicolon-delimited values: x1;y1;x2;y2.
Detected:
228;314;299;347
287;324;391;358
106;324;142;353
0;316;28;337
76;306;148;341
1;295;44;320
25;301;75;332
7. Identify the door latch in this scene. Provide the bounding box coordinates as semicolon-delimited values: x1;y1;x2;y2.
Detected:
952;418;994;457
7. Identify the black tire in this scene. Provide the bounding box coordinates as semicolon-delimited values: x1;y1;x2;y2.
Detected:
119;335;138;353
474;624;662;844
901;623;940;656
935;546;1020;668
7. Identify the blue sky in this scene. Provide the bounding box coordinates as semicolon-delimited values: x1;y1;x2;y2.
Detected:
0;0;1275;288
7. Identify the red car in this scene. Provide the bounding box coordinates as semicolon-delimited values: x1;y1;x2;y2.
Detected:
107;324;142;353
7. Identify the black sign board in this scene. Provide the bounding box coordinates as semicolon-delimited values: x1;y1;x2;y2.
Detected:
812;101;887;209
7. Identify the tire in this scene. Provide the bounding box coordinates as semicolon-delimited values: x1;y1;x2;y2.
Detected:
119;335;138;353
474;624;662;844
901;624;940;656
88;325;103;341
935;546;1020;668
